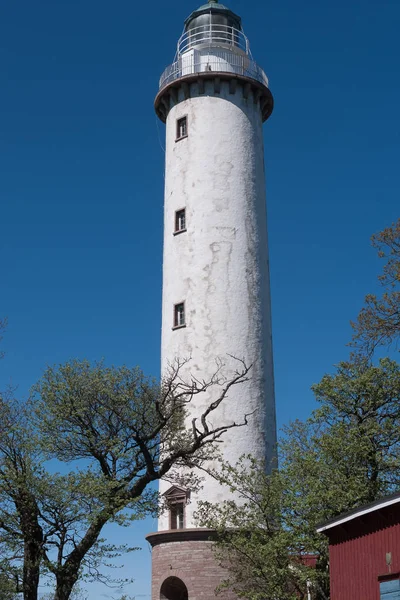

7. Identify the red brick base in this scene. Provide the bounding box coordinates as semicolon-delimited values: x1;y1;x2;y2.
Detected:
146;529;237;600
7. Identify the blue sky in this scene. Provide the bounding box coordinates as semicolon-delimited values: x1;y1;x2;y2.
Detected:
0;0;399;597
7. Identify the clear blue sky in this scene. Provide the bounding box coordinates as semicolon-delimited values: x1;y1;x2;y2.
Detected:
1;0;399;597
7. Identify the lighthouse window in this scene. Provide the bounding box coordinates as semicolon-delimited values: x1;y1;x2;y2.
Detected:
170;501;185;530
176;117;188;141
174;209;186;234
173;303;185;329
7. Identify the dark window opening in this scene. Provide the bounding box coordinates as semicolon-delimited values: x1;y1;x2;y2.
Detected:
173;303;185;328
175;209;186;233
170;501;185;530
176;117;188;140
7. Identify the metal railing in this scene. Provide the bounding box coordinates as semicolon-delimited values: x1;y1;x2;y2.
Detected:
177;24;249;56
159;52;269;91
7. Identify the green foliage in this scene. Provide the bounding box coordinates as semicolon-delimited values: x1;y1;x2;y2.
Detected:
197;458;313;600
351;218;400;354
0;566;19;600
311;357;400;497
40;583;88;600
0;357;251;600
198;358;400;600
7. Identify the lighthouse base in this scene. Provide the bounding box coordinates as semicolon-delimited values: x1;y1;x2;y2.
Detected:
146;529;238;600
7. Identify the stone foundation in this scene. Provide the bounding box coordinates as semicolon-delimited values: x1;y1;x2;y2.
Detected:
146;529;237;600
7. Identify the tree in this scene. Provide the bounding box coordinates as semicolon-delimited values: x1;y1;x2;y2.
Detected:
198;358;400;600
0;393;45;600
41;583;88;600
0;563;19;600
197;458;315;600
0;357;251;600
351;219;400;355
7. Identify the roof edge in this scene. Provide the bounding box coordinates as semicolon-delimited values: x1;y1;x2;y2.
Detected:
316;492;400;534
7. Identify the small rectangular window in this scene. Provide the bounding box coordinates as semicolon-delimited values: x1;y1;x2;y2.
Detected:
173;303;185;328
175;209;186;233
170;502;185;530
176;117;188;140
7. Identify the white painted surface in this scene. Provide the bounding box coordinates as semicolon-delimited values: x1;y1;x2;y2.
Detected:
159;80;276;530
180;47;250;76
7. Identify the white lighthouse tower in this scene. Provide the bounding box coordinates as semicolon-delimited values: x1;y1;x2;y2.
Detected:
147;2;276;598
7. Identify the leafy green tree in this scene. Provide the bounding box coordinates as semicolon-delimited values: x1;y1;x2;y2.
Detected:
197;458;314;600
41;583;88;600
0;358;251;600
198;358;400;600
0;562;19;600
351;219;400;354
0;393;49;600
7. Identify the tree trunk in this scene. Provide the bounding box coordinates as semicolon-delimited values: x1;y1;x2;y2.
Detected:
53;516;108;600
16;490;44;600
22;538;41;600
54;571;80;600
52;508;117;600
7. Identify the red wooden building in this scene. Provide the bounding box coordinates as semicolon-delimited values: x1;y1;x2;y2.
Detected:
317;492;400;600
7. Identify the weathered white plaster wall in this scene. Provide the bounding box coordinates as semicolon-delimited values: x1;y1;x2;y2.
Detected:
159;80;276;530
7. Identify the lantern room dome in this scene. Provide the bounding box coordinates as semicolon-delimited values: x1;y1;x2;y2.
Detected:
184;0;242;32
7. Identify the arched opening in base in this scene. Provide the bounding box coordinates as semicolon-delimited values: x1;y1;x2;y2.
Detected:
160;576;189;600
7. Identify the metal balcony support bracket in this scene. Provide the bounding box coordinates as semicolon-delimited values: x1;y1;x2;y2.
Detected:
253;88;262;105
229;78;237;94
182;82;190;100
170;87;178;105
243;82;251;99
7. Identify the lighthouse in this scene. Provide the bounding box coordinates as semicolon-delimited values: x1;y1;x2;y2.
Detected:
147;1;276;598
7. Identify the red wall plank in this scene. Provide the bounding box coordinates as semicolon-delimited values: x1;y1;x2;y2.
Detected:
327;506;400;600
